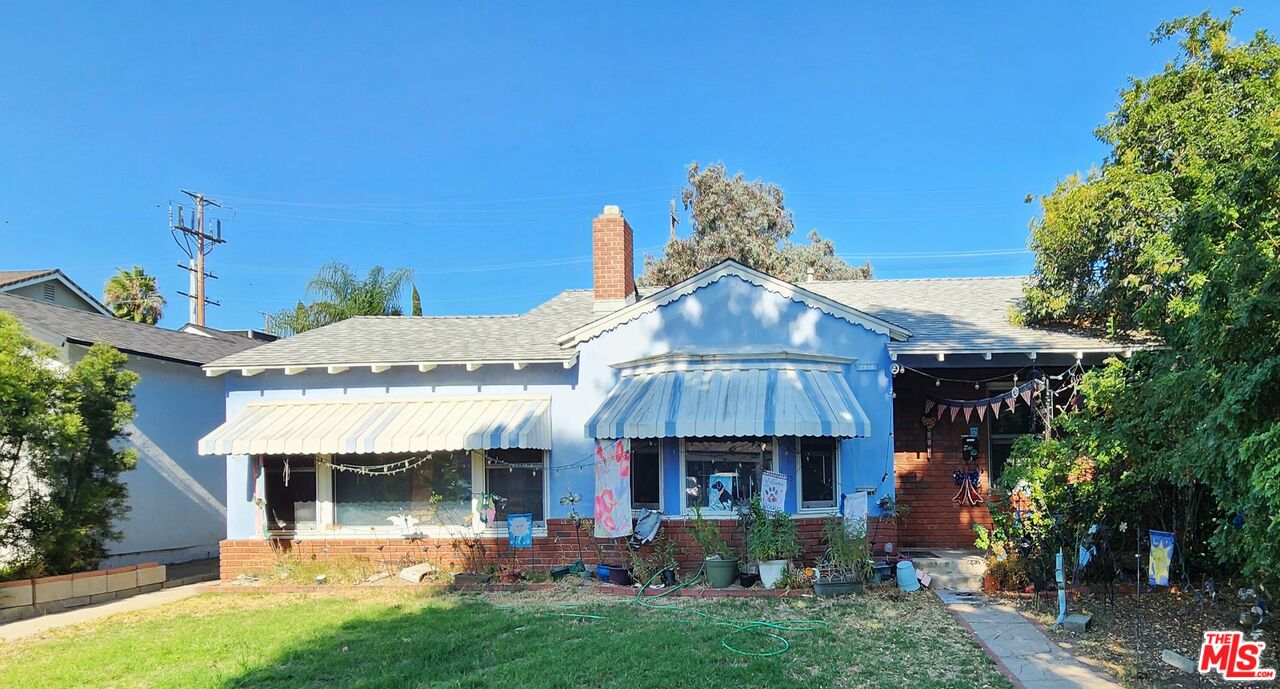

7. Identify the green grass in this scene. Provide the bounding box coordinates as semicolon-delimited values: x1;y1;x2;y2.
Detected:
0;588;1013;689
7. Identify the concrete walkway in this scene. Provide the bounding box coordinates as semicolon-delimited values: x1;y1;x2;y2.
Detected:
0;581;213;642
937;590;1123;689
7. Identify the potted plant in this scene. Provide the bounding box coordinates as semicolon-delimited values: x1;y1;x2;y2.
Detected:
813;516;873;597
744;496;800;589
689;505;737;588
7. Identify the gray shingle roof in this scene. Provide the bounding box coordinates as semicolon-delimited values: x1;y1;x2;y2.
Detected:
0;269;58;288
204;289;619;369
0;293;264;366
806;276;1123;354
205;274;1126;370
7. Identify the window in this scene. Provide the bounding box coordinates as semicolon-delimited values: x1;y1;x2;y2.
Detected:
485;449;545;521
798;438;838;509
684;438;772;514
332;452;472;527
630;439;661;510
263;456;317;531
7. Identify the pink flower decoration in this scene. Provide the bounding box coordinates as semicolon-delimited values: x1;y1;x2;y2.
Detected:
610;441;631;478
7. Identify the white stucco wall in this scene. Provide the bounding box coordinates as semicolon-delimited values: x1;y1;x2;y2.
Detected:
63;346;230;566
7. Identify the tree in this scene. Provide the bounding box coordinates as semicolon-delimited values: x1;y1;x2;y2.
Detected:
1009;11;1280;585
638;163;871;285
0;310;138;578
411;283;422;317
267;262;414;336
103;266;165;325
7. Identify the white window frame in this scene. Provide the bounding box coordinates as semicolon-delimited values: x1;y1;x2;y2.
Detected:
678;437;777;519
795;437;840;513
262;450;548;539
627;438;664;513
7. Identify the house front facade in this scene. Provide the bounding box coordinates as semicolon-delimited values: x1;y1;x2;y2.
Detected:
201;205;1129;578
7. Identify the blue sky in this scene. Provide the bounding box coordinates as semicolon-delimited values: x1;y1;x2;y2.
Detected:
2;3;1275;330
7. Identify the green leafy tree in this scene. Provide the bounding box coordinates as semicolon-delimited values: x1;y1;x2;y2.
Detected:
103;266;165;325
411;283;422;317
0;310;138;578
1009;11;1280;586
267;262;414;336
639;162;872;285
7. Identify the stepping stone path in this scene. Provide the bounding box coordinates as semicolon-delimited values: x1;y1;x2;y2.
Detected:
936;589;1124;689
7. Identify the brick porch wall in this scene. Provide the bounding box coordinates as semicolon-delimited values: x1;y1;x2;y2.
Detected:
893;369;1008;548
219;517;897;580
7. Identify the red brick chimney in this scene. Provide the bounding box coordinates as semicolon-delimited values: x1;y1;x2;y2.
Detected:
592;204;636;312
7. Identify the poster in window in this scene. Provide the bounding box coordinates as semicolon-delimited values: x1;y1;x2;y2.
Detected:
507;513;533;549
760;470;788;513
704;472;734;511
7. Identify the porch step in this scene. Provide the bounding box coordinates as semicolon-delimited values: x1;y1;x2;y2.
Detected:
927;574;985;591
905;549;986;592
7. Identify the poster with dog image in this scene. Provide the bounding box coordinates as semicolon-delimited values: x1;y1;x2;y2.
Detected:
707;473;736;511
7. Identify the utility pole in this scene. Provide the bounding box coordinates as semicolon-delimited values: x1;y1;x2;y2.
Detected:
669;197;680;240
170;190;225;326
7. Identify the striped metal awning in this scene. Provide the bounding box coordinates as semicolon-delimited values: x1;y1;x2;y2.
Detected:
585;352;870;439
198;396;551;456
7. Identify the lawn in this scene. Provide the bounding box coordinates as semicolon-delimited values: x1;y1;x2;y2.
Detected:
0;587;1013;689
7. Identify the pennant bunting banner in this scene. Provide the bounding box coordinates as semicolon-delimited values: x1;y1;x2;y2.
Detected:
924;378;1041;424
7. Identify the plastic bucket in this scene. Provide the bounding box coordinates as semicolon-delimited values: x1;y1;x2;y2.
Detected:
897;560;920;592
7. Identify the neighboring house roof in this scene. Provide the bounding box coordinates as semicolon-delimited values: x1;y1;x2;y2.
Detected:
0;293;264;366
0;268;112;316
806;276;1128;356
204;262;1131;375
179;323;279;343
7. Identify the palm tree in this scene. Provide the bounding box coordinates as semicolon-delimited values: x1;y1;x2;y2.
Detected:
103;266;165;325
267;262;413;336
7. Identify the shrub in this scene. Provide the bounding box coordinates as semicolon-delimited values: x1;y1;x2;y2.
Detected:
744;496;800;562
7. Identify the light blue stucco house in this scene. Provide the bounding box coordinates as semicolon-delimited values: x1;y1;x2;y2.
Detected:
0;289;263;566
199;205;1129;577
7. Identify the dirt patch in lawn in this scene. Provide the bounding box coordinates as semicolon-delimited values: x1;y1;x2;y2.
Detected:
1009;589;1275;688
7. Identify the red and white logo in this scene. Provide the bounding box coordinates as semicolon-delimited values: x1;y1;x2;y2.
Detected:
1200;631;1275;681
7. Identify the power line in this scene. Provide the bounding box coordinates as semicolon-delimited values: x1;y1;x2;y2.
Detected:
213;185;672;210
839;248;1030;260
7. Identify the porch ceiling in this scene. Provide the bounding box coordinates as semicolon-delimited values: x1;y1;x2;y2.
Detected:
198;395;551;456
585;353;870;439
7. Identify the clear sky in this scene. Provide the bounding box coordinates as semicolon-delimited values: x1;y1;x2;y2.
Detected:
2;2;1275;330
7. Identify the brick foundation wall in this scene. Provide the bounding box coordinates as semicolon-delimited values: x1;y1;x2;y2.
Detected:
220;517;897;580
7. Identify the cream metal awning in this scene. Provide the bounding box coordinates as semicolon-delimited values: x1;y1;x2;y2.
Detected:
198;396;551;456
584;351;871;439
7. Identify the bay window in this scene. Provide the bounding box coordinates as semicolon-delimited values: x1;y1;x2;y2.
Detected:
683;437;773;514
263;456;317;531
630;438;661;510
259;448;545;535
484;449;545;521
332;451;472;527
798;438;838;509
